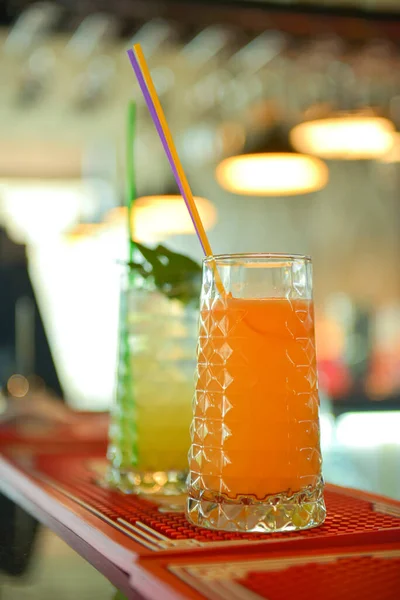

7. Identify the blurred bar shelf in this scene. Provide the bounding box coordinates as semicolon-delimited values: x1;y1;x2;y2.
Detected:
3;1;400;42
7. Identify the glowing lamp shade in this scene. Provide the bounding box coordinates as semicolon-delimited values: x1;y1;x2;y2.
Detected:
290;115;395;160
105;195;217;243
380;132;400;163
216;153;328;196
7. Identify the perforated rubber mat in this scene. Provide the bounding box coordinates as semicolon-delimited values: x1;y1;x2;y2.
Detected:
30;453;400;554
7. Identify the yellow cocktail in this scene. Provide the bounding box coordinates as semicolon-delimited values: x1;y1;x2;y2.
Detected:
107;273;197;495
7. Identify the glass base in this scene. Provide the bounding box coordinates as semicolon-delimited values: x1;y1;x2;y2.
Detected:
186;480;326;533
104;466;187;496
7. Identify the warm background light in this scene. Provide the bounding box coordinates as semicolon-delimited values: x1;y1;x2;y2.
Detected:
7;374;30;398
216;153;329;196
64;223;105;242
105;194;217;243
380;132;400;163
290;115;395;160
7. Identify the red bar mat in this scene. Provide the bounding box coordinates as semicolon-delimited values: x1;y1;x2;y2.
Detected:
29;453;400;556
240;555;400;600
0;413;108;455
133;543;400;600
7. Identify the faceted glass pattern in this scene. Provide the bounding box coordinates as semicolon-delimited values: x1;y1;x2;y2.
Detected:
186;254;326;532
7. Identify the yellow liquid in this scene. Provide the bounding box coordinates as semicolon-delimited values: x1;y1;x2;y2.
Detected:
125;290;196;474
134;374;193;472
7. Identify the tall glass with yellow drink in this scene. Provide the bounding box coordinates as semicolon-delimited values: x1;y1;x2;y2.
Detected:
107;254;198;495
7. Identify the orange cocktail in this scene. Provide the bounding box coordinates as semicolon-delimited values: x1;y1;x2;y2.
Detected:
186;254;326;533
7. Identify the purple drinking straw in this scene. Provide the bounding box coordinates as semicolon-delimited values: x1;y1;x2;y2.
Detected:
126;48;208;256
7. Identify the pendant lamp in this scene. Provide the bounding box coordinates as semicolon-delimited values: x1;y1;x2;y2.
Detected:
104;190;217;243
290;110;395;161
215;126;329;196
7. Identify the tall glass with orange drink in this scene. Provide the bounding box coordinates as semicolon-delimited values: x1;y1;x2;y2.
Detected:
186;254;326;533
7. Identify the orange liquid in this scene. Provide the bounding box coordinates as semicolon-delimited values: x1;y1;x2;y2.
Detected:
191;297;322;500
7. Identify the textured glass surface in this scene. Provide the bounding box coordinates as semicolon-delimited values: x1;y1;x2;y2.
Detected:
186;254;326;532
107;268;198;495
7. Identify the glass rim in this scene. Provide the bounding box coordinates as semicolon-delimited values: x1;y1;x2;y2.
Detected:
203;252;311;265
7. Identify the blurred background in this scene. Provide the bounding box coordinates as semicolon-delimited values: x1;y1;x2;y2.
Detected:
1;0;400;457
1;0;400;597
1;0;400;413
1;0;400;475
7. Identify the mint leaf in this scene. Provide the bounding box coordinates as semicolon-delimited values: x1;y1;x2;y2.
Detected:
129;242;202;305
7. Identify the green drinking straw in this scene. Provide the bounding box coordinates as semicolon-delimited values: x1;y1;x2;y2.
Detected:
106;100;140;486
126;100;137;263
120;100;137;470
